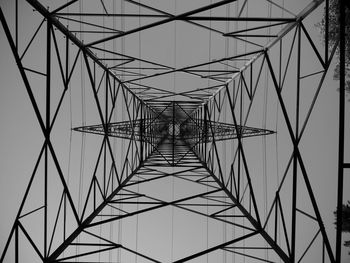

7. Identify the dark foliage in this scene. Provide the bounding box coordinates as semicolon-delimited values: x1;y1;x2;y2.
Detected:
334;201;350;253
317;0;350;94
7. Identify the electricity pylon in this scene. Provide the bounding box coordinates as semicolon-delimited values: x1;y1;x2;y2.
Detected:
0;0;348;262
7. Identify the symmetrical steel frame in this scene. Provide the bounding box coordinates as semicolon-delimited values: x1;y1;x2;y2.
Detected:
0;0;348;262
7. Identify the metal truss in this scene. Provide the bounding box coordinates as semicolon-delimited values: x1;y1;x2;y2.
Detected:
74;102;274;143
0;0;348;262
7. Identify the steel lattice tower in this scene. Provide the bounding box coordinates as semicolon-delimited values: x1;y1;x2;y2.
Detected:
0;0;348;262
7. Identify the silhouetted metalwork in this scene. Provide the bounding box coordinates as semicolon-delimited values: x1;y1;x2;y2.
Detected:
0;0;347;262
74;115;274;143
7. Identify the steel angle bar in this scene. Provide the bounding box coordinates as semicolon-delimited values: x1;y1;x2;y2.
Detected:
206;0;325;102
26;0;157;117
123;0;225;35
190;146;290;262
86;0;237;46
46;149;156;261
336;0;346;261
265;52;335;263
0;6;80;230
173;231;260;263
185;16;296;22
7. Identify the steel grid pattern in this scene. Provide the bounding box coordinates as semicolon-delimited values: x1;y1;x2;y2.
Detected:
0;0;348;262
